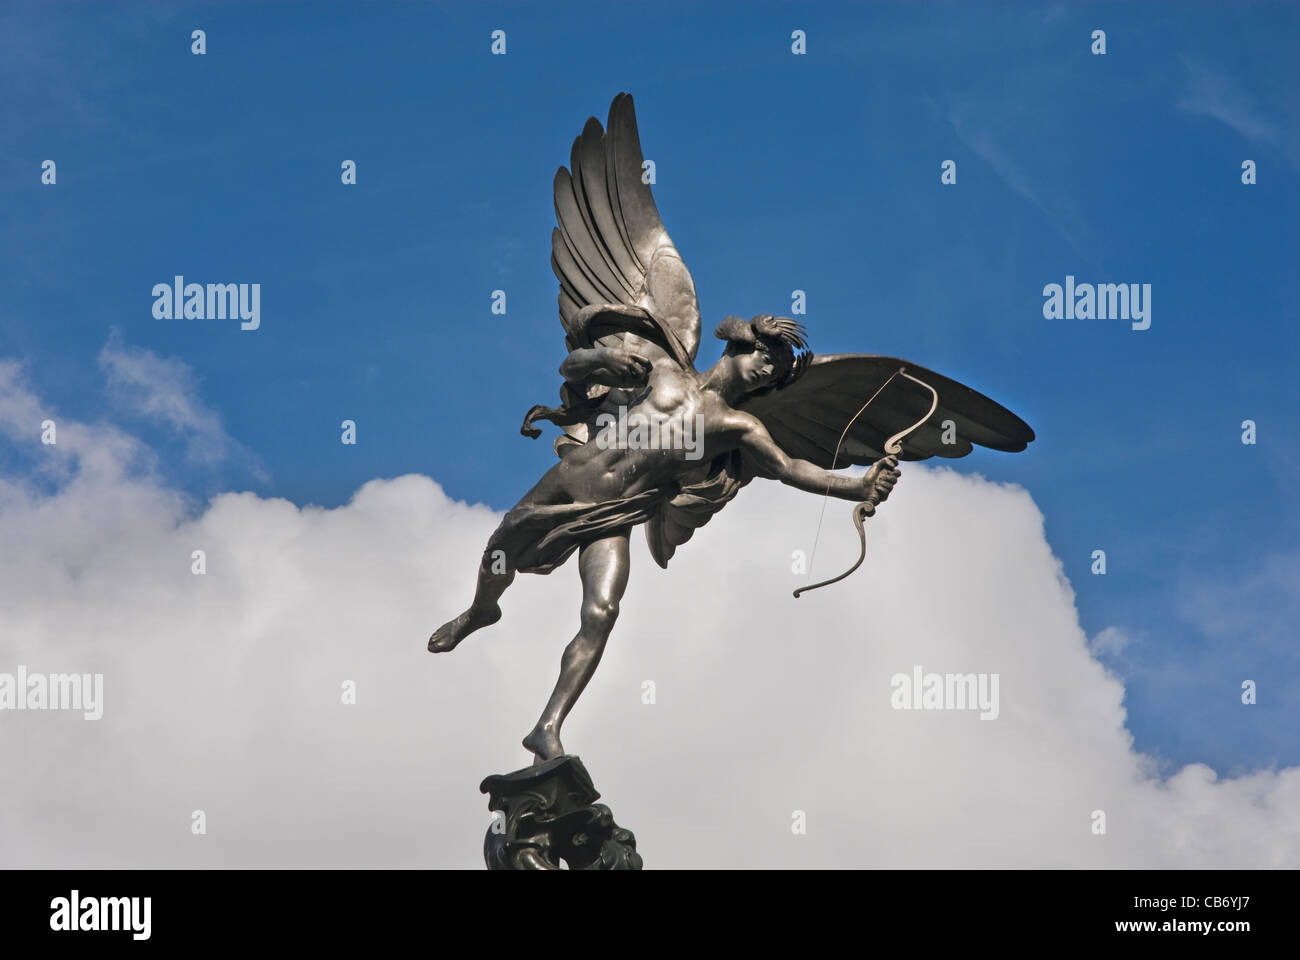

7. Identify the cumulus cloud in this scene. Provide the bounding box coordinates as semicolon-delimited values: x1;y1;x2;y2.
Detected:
0;366;1296;869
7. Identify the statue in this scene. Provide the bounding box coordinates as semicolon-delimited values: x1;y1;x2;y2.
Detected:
429;94;1033;865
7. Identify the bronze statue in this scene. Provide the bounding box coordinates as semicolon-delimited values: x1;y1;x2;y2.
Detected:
429;93;1034;768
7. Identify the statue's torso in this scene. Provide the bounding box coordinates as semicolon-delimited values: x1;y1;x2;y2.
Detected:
556;361;735;502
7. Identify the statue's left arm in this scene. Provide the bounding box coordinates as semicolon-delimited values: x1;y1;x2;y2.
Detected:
559;346;653;389
735;414;898;503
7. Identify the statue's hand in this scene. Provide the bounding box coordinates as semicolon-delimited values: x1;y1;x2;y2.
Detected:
595;348;652;388
860;454;900;505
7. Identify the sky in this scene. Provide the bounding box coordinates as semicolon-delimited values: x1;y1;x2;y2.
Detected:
1;0;1297;867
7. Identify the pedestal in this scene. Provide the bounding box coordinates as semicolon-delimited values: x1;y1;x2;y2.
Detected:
480;755;642;870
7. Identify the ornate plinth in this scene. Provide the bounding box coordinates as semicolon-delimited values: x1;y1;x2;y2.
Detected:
480;755;642;870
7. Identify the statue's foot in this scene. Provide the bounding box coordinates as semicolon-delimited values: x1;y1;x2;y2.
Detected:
427;604;501;653
522;725;564;763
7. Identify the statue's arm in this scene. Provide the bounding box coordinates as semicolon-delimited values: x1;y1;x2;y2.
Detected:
736;417;862;499
736;415;897;502
559;347;652;389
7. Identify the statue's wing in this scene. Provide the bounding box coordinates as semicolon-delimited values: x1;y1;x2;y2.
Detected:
737;354;1035;467
552;93;701;366
643;355;1032;568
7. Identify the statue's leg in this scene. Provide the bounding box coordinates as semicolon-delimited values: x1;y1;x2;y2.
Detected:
427;468;572;653
522;531;630;762
427;546;516;653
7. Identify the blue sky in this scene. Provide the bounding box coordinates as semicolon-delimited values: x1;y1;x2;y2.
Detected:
2;1;1297;777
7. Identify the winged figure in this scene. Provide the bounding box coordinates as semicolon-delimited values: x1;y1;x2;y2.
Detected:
428;93;1034;764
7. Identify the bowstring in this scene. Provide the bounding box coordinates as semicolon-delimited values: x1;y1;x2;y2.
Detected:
804;367;904;584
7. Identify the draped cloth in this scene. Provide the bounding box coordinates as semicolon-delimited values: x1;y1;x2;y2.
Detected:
486;485;680;575
485;448;747;575
508;304;747;574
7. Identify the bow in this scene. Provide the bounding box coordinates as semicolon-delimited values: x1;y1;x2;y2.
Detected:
793;367;939;598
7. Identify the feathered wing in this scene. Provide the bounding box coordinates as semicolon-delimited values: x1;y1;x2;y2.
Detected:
737;354;1035;468
551;92;701;367
528;92;703;455
645;355;1034;569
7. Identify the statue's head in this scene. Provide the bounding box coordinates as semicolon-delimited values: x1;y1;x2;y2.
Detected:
712;315;811;399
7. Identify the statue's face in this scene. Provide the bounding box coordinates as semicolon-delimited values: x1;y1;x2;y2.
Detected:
728;342;778;393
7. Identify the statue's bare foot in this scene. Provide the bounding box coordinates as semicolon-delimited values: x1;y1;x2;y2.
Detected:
427;605;501;653
522;724;564;763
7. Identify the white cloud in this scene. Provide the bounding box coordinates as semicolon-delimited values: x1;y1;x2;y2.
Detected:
97;331;247;469
1180;551;1300;656
1177;57;1299;170
945;106;1085;254
1090;626;1133;657
0;368;1296;868
1178;57;1278;145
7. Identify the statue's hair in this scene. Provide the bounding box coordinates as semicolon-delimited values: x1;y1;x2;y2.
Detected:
714;314;811;395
